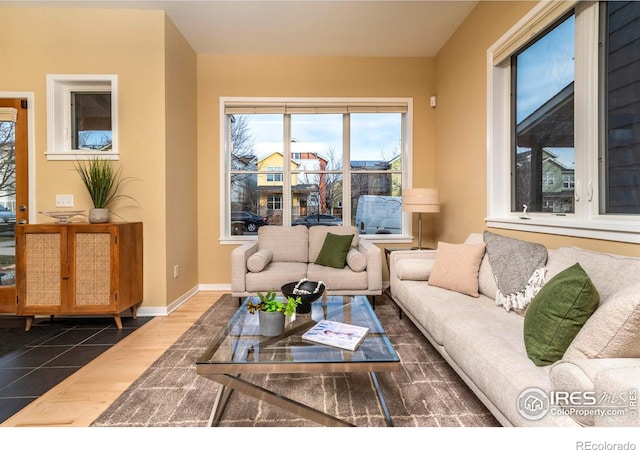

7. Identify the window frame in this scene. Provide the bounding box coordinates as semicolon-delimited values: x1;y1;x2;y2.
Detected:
487;1;640;243
46;74;118;160
219;97;413;243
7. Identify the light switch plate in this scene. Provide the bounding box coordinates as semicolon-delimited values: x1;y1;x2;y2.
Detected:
55;194;74;207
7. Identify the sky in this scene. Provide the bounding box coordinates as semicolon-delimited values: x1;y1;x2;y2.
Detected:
515;14;575;169
244;113;402;164
516;14;575;124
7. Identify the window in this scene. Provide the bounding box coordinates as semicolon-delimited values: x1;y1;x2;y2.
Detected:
266;167;283;182
488;1;640;243
221;98;411;240
46;74;118;160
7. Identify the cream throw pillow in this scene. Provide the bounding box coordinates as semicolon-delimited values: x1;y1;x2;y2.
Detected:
346;248;367;272
396;259;433;281
247;249;273;273
564;282;640;359
428;241;486;297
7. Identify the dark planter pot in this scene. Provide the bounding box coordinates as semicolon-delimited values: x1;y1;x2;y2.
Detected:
281;281;325;314
259;310;285;337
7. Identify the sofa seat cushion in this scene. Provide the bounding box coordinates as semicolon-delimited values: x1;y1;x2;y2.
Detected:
245;262;308;292
307;263;368;290
392;281;498;346
258;225;309;263
442;313;575;426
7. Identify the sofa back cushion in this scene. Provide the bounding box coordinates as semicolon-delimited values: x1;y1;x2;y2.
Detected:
465;233;498;299
258;225;309;263
308;226;359;262
546;247;640;302
564;281;640;359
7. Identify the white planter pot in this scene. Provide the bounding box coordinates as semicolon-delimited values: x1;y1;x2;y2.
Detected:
89;208;110;223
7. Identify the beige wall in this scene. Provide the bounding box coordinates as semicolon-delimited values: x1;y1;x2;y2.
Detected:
0;7;199;309
197;55;436;284
164;16;199;302
435;1;640;257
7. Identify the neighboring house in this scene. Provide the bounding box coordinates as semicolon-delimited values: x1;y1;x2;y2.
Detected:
255;146;334;222
516;148;575;213
230;154;257;212
515;82;574;214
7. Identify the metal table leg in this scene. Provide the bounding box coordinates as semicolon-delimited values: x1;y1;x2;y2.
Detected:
370;372;394;427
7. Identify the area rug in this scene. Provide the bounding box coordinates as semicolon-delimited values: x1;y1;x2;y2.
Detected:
91;294;500;427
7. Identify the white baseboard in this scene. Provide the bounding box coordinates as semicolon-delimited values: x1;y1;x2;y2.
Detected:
136;285;201;317
199;283;231;291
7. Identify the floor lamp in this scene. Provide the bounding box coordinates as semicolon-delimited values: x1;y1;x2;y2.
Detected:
402;188;440;250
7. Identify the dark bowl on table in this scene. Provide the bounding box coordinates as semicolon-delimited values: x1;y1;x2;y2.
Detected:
281;281;325;314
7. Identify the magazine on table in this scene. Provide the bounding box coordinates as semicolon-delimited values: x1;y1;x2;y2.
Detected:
302;320;369;351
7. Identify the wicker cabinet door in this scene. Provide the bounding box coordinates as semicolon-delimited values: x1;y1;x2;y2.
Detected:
17;229;65;314
71;232;114;310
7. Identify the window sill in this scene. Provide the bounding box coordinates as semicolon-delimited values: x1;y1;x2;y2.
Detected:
46;151;119;161
220;234;415;245
486;216;640;244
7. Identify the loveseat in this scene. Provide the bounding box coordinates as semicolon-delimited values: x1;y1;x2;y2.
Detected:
231;225;382;300
389;231;640;427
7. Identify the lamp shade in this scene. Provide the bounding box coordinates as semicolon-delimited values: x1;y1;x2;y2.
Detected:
402;188;440;213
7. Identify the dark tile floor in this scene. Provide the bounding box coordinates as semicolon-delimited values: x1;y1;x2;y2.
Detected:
0;315;152;423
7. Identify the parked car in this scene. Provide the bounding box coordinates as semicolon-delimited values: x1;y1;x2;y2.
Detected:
231;211;268;233
0;205;16;235
291;214;343;227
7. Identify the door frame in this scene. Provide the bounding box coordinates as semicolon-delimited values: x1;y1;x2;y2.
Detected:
0;92;36;313
0;92;36;225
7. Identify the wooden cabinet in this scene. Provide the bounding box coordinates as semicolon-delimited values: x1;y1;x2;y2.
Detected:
16;222;143;331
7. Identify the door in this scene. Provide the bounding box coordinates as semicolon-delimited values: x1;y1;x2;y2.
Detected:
0;99;29;313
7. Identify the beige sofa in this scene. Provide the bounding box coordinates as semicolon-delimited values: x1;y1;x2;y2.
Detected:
389;232;640;427
231;225;382;300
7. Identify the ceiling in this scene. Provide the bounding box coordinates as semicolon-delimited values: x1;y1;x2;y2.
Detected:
1;0;478;57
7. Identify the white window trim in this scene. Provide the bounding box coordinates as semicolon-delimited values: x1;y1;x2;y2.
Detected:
486;1;640;244
46;74;119;160
219;96;414;244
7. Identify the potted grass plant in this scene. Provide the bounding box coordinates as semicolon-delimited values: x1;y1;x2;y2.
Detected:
74;158;133;223
247;288;301;336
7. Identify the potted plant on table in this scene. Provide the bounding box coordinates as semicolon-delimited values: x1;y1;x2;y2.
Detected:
247;288;301;337
74;158;134;223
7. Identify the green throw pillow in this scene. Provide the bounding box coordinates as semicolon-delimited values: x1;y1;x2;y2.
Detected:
315;233;354;269
524;263;600;366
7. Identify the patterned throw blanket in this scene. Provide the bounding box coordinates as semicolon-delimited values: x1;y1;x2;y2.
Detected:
483;231;548;312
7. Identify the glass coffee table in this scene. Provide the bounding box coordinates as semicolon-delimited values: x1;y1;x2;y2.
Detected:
196;295;400;427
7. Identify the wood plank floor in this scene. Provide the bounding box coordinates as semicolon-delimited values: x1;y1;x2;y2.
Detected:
0;291;224;427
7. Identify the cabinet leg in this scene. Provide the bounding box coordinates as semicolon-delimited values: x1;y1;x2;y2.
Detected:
113;314;123;329
25;316;34;331
130;305;138;320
